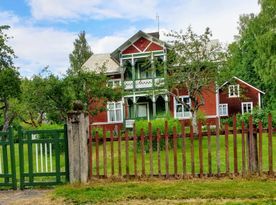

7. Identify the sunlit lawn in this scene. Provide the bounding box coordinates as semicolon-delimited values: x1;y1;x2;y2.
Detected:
54;178;276;204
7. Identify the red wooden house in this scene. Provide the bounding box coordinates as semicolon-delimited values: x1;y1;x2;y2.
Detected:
218;76;265;117
82;31;264;129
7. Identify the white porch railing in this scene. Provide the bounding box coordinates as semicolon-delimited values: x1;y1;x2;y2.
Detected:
124;78;164;90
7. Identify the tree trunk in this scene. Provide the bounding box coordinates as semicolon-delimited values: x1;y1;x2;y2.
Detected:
191;110;198;135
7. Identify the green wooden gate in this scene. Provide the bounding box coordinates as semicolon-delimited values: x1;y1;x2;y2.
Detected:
0;128;17;190
18;125;69;189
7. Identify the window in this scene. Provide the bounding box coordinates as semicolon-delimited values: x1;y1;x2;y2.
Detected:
228;85;240;97
219;104;228;116
107;102;123;122
174;96;191;118
108;79;121;88
241;102;253;114
136;59;151;79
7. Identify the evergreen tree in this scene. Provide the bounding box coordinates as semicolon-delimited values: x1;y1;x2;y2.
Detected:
68;31;93;74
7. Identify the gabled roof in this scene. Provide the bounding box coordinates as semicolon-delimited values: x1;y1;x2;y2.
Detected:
82;53;120;75
219;76;265;94
110;30;167;62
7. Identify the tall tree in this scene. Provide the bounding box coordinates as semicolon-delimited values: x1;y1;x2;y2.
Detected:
68;31;93;74
165;27;226;133
0;25;21;131
0;25;15;70
66;31;121;118
227;0;276;110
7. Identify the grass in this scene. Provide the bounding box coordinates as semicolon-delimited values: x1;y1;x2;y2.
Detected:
91;133;276;176
54;178;276;204
0;143;66;185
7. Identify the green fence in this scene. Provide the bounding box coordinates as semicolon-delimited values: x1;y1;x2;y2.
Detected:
0;125;69;190
18;125;69;189
0;128;17;190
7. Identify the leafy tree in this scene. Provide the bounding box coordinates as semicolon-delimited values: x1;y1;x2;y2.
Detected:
0;25;15;70
0;25;21;131
165;27;226;133
68;31;93;75
227;0;276;110
0;67;21;131
19;68;73;126
66;31;122;119
65;67;122;116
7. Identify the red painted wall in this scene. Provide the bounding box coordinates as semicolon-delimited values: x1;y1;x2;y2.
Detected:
219;80;260;116
169;84;217;118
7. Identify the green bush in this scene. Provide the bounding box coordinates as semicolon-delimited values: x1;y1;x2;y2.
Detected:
220;108;276;128
135;115;182;152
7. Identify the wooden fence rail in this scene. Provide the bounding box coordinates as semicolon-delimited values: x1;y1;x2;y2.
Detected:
88;115;275;179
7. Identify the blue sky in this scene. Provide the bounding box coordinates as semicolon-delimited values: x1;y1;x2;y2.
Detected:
0;0;260;77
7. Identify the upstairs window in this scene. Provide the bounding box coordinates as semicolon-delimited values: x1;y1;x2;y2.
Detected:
107;102;123;122
108;79;121;88
174;96;191;118
135;59;152;79
241;102;253;114
228;84;240;97
219;104;228;116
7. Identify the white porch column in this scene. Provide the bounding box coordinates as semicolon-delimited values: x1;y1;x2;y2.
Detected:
165;95;169;114
152;95;156;118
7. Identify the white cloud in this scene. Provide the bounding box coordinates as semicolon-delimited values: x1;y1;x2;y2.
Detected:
0;1;261;76
27;0;158;21
158;0;260;43
0;12;134;76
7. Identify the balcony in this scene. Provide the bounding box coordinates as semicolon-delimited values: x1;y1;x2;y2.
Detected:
124;78;164;90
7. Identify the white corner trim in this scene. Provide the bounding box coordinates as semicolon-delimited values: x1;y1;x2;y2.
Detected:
233;76;265;94
258;92;261;108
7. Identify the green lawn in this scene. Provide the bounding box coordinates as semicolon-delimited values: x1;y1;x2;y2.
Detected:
54;178;276;204
91;133;275;176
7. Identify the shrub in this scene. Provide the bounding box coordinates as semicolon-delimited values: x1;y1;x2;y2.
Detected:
220;108;276;128
134;115;182;152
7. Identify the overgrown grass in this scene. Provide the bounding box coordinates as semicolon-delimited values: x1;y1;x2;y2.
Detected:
54;178;276;204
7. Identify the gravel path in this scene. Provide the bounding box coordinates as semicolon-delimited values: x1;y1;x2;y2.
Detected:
0;190;66;205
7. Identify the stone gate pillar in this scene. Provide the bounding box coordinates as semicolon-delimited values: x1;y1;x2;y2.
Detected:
67;110;89;183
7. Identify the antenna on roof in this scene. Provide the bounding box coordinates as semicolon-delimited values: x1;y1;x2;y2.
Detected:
156;13;159;33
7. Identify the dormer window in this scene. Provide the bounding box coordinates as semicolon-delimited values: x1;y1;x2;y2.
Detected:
108;79;121;88
228;85;240;97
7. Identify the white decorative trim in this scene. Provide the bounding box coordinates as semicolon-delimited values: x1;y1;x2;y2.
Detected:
258;92;261;108
220;76;265;94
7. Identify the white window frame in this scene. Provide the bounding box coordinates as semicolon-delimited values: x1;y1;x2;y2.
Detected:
219;104;228;116
228;84;240;98
107;79;121;88
174;96;191;119
241;102;253;114
107;101;123;123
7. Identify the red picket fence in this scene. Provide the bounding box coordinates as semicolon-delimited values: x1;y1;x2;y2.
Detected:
88;114;275;179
